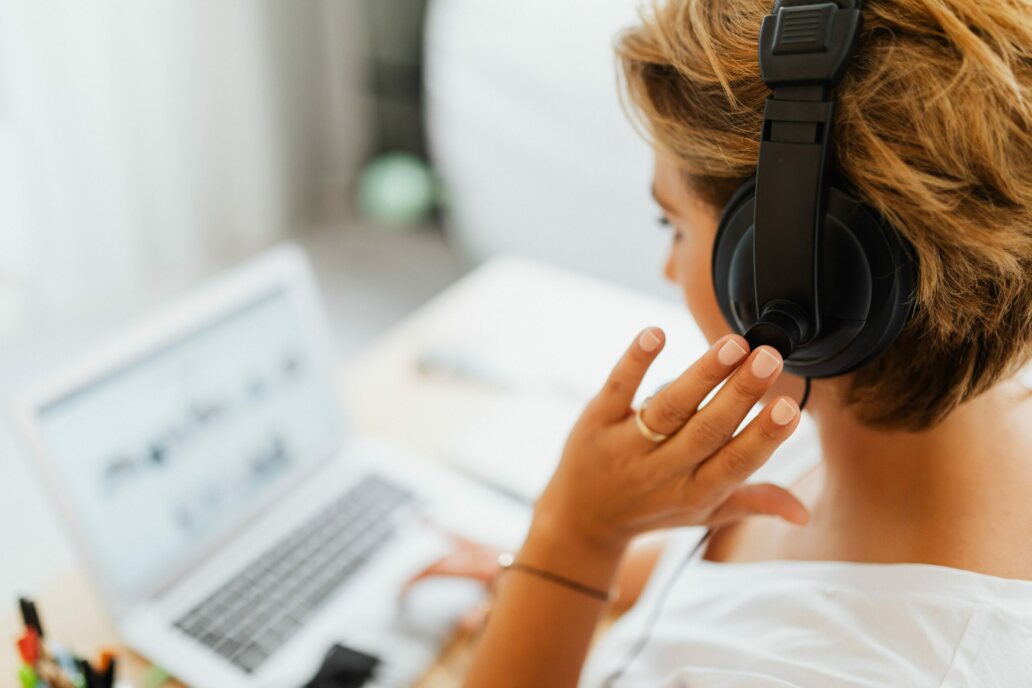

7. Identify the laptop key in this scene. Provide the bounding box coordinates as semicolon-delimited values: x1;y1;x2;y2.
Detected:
253;628;285;654
214;637;242;660
232;642;269;673
174;474;414;673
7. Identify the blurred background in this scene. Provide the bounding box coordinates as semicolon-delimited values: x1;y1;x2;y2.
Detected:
0;0;672;599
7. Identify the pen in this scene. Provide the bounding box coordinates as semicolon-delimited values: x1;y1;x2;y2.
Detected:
16;628;39;664
18;664;37;688
99;649;117;688
50;642;79;676
18;597;44;637
78;657;97;688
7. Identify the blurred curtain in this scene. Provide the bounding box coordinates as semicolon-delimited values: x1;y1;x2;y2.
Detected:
0;0;368;324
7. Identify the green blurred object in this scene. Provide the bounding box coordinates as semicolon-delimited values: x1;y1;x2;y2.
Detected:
141;664;171;688
18;664;37;688
355;153;437;228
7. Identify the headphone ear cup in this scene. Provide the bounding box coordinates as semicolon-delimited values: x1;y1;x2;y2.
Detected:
712;179;917;378
822;189;917;374
713;178;758;340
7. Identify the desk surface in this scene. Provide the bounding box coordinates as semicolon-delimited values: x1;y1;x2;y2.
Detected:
2;256;698;686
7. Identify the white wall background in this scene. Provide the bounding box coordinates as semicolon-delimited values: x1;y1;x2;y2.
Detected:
0;0;371;599
0;0;682;603
425;0;675;298
0;0;369;326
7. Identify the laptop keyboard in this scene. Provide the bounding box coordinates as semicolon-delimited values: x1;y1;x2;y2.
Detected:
173;474;415;673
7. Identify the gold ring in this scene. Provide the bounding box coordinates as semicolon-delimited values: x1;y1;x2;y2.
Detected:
635;397;670;443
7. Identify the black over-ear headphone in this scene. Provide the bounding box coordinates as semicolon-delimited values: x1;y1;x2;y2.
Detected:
607;4;917;683
712;0;917;379
607;4;918;683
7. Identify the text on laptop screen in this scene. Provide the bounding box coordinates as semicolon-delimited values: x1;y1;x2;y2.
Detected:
37;289;344;597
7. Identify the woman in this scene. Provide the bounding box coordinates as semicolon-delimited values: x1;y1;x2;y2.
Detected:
417;0;1032;684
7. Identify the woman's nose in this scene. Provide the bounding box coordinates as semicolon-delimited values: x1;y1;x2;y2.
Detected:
663;252;677;283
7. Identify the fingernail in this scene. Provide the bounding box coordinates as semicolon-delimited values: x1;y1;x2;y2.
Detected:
771;398;798;426
716;338;748;366
639;328;661;352
751;349;781;379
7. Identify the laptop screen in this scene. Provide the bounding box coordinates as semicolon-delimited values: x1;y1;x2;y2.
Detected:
35;288;344;598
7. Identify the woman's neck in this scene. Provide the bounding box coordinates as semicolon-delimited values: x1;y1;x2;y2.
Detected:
803;377;1032;575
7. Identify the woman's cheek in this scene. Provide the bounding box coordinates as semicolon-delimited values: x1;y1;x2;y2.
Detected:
675;235;733;346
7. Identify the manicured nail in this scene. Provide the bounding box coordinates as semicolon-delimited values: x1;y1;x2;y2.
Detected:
751;349;781;379
639;328;661;352
771;398;798;426
717;338;748;366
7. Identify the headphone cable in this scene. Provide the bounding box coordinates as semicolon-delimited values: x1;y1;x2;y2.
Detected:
799;376;812;411
601;530;712;687
601;375;811;685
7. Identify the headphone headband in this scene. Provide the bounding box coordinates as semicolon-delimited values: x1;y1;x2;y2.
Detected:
759;1;863;89
747;0;863;354
712;0;916;378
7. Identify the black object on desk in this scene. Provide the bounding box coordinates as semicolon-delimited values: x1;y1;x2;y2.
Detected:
301;643;380;688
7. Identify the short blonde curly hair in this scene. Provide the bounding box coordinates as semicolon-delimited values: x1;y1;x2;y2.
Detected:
618;0;1032;430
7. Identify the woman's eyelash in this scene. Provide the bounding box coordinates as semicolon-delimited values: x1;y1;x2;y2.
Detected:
657;215;671;227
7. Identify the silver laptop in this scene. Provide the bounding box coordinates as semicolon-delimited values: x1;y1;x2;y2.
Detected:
12;245;527;687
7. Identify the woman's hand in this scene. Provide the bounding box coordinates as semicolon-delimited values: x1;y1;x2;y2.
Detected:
465;329;806;686
533;328;807;558
465;329;807;687
403;535;502;633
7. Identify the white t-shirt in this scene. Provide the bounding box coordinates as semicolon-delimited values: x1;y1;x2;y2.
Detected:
581;418;1032;687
